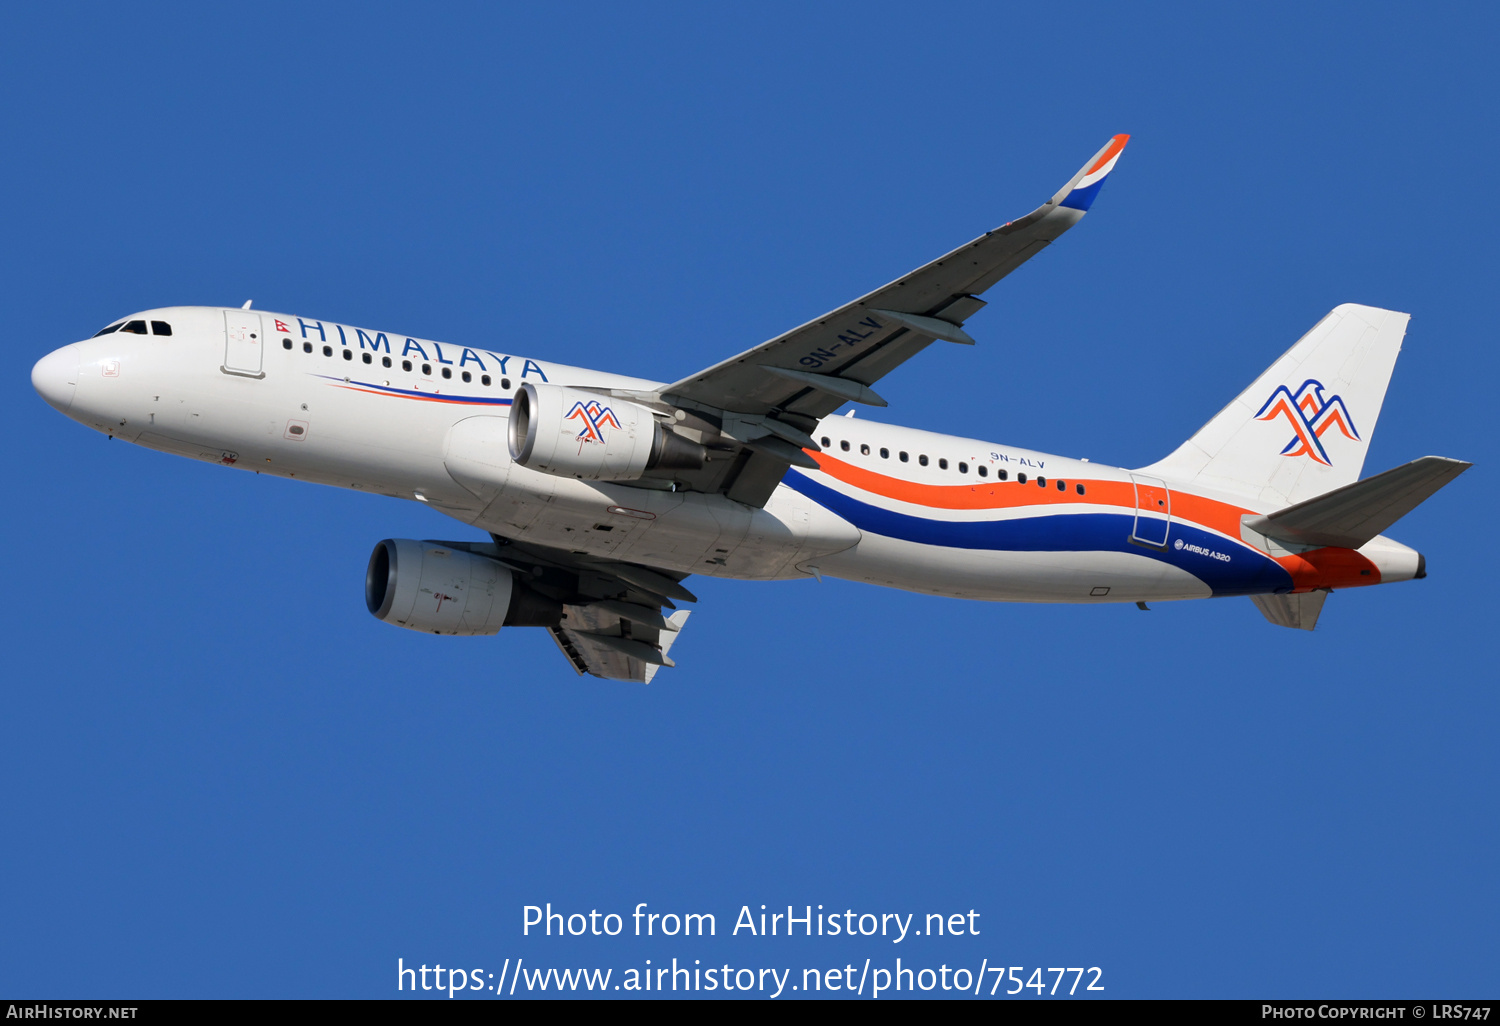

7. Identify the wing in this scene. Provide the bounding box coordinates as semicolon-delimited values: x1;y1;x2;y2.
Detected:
616;134;1130;506
463;535;699;683
550;609;691;684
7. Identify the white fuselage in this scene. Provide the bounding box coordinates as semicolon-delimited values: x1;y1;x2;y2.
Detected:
32;306;1421;605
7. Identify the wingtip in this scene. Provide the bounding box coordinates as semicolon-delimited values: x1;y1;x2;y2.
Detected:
1058;134;1130;212
1086;134;1130;175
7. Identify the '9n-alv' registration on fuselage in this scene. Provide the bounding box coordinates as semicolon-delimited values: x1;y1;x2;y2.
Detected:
31;135;1469;681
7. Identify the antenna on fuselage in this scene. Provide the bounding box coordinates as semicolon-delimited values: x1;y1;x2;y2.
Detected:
241;300;253;309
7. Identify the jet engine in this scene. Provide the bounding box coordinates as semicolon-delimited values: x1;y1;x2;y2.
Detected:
507;382;704;481
365;539;561;635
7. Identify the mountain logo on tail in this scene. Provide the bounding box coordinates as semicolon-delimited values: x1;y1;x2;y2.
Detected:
565;399;622;444
1255;378;1359;466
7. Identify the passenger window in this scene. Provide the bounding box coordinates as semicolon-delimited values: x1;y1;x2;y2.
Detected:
422;364;432;375
821;436;830;447
322;345;333;357
481;374;491;385
899;451;908;462
362;352;372;364
1037;476;1046;487
919;454;929;466
1057;479;1066;491
383;356;392;368
441;367;452;379
860;444;870;455
342;348;353;361
999;469;1008;481
501;378;511;389
402;360;412;371
978;465;987;478
938;458;948;470
121;320;147;334
92;322;124;337
1076;483;1086;495
462;371;471;383
840;440;850;452
150;321;172;336
303;341;313;353
959;462;968;474
1018;473;1027;484
282;339;292;350
880;448;889;459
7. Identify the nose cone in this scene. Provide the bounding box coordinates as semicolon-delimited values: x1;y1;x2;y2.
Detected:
32;344;80;413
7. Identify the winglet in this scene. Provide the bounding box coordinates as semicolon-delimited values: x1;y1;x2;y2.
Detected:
1052;133;1130;212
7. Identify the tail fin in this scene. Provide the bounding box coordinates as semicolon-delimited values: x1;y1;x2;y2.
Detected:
1139;304;1409;506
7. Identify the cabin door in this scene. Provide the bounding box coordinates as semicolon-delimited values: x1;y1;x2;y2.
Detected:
223;311;265;378
1129;473;1172;548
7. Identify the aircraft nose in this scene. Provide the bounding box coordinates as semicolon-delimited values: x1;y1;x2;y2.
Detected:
32;344;80;413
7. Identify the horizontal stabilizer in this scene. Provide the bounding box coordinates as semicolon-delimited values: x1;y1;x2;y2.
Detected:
1251;590;1328;631
1244;456;1471;549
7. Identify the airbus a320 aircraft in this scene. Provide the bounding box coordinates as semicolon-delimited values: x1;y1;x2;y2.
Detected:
32;135;1470;682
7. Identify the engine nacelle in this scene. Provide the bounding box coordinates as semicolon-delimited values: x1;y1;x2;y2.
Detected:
365;539;561;635
507;382;704;481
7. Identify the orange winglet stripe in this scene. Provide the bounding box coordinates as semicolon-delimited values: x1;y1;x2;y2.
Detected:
1087;134;1130;175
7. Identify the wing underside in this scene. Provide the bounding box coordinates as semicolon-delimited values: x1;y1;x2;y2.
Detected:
439;537;698;682
469;136;1132;677
550;609;691;684
600;134;1131;507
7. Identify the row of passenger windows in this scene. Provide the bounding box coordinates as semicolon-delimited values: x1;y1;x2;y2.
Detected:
93;320;172;337
281;337;511;388
821;435;1086;495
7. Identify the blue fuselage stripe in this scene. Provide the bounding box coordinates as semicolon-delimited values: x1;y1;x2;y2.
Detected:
784;470;1293;597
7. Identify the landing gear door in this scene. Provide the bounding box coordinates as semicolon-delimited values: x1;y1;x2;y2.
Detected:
1130;473;1171;548
223;311;265;378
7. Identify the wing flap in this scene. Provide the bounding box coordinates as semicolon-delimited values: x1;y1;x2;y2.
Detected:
550;609;693;683
485;537;699;682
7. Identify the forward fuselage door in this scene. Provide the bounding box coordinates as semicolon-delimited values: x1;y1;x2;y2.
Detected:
1129;473;1172;548
223;311;265;378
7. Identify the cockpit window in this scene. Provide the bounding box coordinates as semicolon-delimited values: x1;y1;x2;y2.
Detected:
120;320;148;334
92;322;124;337
150;321;172;336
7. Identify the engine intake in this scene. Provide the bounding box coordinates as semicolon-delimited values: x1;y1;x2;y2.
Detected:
365;539;561;635
507;382;704;481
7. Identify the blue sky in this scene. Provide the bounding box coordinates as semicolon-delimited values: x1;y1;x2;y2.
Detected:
2;2;1495;999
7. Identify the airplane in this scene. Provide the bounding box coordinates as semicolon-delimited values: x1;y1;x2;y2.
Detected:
30;134;1470;682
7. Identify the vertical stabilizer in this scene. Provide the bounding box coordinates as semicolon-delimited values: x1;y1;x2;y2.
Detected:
1139;304;1408;507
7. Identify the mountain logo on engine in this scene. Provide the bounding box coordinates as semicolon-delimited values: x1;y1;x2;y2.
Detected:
565;400;623;444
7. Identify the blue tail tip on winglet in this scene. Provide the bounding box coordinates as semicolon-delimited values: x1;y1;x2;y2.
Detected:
1060;134;1129;212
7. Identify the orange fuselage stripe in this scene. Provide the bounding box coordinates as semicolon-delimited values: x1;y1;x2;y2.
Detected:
807;452;1379;591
